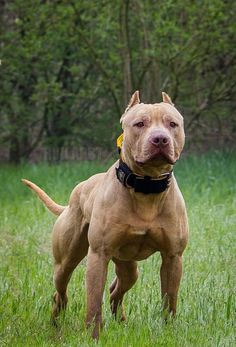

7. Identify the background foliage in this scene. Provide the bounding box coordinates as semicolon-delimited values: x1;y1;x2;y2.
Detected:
1;0;236;163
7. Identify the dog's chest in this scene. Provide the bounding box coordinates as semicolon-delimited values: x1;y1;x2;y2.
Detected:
131;229;147;236
114;228;163;261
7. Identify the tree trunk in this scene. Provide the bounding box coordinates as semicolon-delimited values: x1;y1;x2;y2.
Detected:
120;0;133;107
9;135;20;164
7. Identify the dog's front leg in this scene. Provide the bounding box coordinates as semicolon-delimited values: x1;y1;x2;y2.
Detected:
85;247;109;339
160;253;183;317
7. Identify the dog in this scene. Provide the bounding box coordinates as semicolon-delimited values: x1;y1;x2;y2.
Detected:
22;91;188;339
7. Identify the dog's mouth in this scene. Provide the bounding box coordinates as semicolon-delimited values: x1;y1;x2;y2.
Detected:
135;148;176;166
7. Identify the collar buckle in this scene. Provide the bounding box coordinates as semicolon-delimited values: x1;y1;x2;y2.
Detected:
116;167;134;188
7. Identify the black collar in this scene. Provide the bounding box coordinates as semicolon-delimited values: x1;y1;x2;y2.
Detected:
116;159;172;194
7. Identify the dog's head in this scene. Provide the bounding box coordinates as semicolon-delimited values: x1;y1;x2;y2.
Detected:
120;91;185;176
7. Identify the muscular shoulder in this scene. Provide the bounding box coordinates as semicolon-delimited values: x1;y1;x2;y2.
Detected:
67;172;105;206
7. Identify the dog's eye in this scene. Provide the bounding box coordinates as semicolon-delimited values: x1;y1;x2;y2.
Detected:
134;121;144;128
170;121;178;128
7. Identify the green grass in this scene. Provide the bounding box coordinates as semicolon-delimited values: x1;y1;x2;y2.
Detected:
0;152;235;346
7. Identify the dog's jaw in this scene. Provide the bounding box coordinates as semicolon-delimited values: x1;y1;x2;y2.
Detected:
133;143;177;167
121;149;173;178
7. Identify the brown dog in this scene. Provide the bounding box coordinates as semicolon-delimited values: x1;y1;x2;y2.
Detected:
22;91;188;339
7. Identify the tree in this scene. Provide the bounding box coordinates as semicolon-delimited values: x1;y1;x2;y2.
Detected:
0;0;235;163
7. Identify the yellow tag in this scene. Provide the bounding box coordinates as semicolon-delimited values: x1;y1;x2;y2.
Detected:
116;133;123;149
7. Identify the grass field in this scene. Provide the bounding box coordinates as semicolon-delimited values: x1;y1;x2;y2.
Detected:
0;152;235;347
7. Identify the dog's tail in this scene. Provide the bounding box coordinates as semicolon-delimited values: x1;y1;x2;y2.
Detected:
21;179;66;216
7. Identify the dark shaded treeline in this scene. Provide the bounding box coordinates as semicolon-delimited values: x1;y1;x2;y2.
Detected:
0;0;235;163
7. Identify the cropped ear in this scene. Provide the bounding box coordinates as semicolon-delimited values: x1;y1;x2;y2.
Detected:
120;91;140;123
162;92;174;106
125;90;140;112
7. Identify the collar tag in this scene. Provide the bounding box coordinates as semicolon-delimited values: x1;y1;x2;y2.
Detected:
117;133;123;153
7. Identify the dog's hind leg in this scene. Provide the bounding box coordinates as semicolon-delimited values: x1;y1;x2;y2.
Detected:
52;264;74;320
110;259;138;321
51;208;89;323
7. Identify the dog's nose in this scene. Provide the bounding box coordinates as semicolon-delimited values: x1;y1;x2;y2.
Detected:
150;133;170;147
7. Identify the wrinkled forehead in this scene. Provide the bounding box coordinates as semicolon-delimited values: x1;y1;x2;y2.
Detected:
122;102;183;126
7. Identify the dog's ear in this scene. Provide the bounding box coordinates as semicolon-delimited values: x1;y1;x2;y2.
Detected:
120;91;140;123
162;92;174;106
125;90;140;112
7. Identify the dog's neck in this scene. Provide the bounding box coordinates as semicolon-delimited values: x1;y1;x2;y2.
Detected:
129;186;170;221
123;172;173;223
